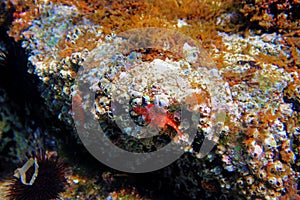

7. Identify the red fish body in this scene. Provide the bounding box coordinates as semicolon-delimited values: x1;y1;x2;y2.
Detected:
133;103;182;137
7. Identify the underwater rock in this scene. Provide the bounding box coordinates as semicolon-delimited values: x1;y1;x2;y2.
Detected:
4;0;300;199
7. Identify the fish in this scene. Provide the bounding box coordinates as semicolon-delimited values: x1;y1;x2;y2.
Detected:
133;103;182;137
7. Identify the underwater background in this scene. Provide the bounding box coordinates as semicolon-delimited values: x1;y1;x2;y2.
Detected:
0;0;300;199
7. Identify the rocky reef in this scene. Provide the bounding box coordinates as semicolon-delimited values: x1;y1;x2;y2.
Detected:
0;0;299;199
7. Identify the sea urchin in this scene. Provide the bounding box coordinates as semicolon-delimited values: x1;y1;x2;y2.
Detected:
7;151;68;200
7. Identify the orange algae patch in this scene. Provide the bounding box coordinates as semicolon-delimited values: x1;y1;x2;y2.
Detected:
284;36;300;69
146;0;234;21
83;0;172;35
284;81;300;101
241;108;280;142
8;0;238;70
254;47;299;75
240;0;300;33
184;92;210;107
69;0;235;51
145;0;236;54
282;74;300;136
57;28;103;57
8;0;42;41
221;65;260;87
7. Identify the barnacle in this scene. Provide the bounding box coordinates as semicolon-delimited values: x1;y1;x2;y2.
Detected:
13;158;39;186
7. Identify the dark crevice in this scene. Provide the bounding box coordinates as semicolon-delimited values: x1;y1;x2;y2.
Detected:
0;20;73;166
283;96;300;113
